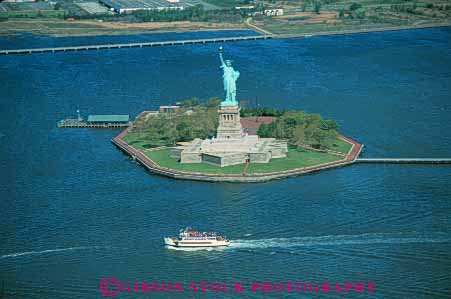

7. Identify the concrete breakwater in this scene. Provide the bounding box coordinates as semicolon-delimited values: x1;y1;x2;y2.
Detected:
356;158;451;164
111;129;364;183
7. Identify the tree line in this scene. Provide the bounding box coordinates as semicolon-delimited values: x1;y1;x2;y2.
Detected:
130;98;340;150
257;110;339;149
131;98;220;148
66;4;247;22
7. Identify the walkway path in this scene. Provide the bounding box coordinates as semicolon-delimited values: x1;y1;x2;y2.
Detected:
245;18;273;35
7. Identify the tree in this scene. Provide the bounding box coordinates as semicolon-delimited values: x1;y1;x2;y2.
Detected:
314;1;322;14
206;97;221;107
256;110;340;149
291;125;306;146
301;2;306;12
349;2;362;11
180;97;200;108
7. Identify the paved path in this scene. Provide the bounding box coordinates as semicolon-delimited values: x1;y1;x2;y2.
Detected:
245;17;273;35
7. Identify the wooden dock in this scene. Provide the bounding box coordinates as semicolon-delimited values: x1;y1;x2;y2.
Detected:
356;158;451;164
57;118;131;128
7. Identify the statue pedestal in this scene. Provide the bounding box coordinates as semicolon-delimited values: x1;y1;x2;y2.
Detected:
217;105;244;140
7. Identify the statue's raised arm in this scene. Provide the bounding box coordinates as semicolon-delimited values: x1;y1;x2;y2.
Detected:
219;46;226;67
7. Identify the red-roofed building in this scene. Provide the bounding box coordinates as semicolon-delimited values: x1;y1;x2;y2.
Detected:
240;117;276;135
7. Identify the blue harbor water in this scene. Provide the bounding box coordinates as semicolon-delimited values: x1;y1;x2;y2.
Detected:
0;28;450;298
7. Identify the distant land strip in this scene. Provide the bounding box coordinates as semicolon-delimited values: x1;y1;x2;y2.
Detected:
1;23;450;55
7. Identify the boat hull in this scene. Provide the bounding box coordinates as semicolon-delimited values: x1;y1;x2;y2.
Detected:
164;237;230;248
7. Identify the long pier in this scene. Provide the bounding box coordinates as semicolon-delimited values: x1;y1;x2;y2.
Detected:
57;121;130;128
356;158;451;164
0;35;272;55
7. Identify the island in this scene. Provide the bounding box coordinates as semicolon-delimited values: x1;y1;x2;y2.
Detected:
111;47;363;182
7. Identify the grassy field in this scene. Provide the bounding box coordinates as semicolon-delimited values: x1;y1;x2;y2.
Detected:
331;137;353;154
246;148;342;174
142;147;343;175
122;130;351;175
122;133;153;151
260;17;409;34
202;0;248;8
146;149;246;174
0;20;245;37
0;10;65;19
255;0;451;35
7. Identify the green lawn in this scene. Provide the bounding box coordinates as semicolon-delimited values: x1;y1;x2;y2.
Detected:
202;0;247;8
331;137;353;154
122;133;154;151
143;147;343;175
122;130;351;175
146;149;246;175
0;10;65;19
246;148;342;174
261;21;403;35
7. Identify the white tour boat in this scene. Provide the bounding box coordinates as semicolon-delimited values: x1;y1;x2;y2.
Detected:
164;227;230;248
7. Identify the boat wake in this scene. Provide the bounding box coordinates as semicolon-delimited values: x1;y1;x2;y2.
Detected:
0;246;109;259
230;232;451;250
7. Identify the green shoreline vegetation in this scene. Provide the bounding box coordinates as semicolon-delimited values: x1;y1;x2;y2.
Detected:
121;98;352;174
0;0;450;37
124;98;346;151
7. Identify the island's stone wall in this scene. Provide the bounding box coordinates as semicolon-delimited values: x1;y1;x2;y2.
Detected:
181;153;202;163
112;128;364;183
249;152;271;163
269;142;289;158
220;153;248;167
201;154;222;165
169;148;182;159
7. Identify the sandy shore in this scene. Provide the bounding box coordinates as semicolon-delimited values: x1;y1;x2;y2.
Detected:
0;20;246;37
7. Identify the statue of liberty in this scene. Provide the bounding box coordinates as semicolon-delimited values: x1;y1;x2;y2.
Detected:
219;46;240;106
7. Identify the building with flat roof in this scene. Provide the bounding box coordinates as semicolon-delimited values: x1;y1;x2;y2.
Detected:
264;8;284;16
99;0;184;14
87;115;130;123
159;105;180;113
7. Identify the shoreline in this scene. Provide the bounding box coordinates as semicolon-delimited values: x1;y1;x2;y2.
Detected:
273;22;451;39
0;19;449;39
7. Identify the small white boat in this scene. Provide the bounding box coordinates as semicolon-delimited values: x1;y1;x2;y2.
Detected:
164;227;230;248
